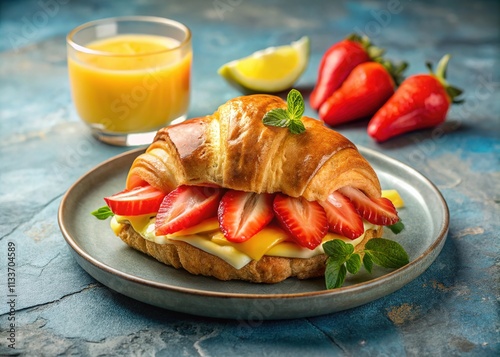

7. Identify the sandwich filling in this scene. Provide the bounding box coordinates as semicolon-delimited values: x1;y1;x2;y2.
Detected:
102;182;403;271
110;214;378;269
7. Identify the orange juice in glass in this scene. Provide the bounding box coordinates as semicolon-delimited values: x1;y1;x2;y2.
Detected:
67;16;191;146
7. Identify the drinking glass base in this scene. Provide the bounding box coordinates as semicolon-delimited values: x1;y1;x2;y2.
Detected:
91;130;157;146
90;115;186;146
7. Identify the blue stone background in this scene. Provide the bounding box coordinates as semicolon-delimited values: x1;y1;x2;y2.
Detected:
0;0;498;355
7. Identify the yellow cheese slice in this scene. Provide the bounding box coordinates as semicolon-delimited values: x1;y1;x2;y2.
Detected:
169;217;220;236
210;225;290;261
168;234;253;269
114;213;154;232
110;216;124;235
265;231;366;258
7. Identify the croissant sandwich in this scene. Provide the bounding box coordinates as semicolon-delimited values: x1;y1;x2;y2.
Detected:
98;92;404;285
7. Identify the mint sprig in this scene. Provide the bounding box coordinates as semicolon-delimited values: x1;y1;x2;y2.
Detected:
91;206;114;220
323;238;409;289
263;89;306;134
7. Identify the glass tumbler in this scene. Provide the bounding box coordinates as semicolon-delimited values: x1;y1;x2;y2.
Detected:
67;16;192;146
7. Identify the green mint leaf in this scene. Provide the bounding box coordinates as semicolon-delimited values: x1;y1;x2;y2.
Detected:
323;240;356;289
262;89;305;134
91;206;114;220
346;253;362;274
286;89;305;120
323;239;353;261
262;108;290;128
363;253;373;273
288;119;306;134
388;220;405;234
364;238;409;269
325;258;347;289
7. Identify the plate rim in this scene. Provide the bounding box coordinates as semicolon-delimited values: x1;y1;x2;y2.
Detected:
58;146;449;301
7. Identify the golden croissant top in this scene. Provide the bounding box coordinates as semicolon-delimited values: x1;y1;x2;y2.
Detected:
126;94;381;201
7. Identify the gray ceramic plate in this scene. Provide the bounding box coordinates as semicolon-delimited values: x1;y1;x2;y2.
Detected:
58;147;449;320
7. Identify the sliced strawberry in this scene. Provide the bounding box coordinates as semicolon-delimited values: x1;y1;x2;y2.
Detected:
155;185;223;235
104;185;166;216
319;191;364;239
273;194;328;250
339;186;399;226
218;190;274;242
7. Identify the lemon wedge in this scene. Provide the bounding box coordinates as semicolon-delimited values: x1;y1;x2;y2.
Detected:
218;36;310;93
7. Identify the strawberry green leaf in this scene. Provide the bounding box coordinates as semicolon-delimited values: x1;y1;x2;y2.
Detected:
379;59;408;86
447;86;464;104
427;54;464;104
346;33;385;61
364;238;409;269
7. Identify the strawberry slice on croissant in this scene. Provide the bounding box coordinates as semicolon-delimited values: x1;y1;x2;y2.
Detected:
107;94;401;283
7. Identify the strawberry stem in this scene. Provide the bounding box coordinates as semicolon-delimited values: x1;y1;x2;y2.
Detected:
426;54;464;104
379;59;408;87
346;33;385;61
435;54;450;80
347;33;407;86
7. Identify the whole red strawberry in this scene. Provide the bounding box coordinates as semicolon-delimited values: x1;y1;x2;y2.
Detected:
367;55;463;142
309;34;384;110
319;60;406;126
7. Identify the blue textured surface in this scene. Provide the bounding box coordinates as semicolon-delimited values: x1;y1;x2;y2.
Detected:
0;0;499;356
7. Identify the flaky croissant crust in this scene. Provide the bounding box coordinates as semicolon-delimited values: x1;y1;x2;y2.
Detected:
126;94;381;201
